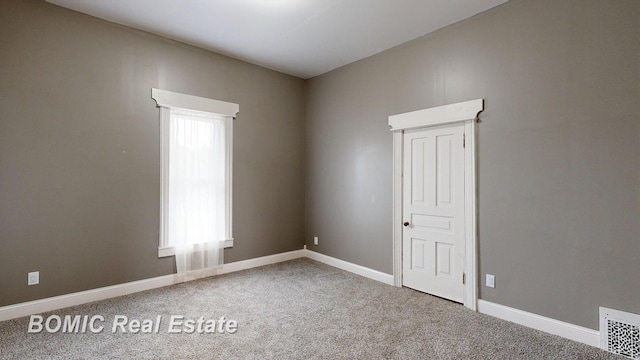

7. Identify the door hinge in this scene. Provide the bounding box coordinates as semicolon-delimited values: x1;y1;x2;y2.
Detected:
462;272;466;285
463;133;466;148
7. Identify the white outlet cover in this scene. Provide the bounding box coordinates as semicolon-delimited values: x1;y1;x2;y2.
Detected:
486;274;495;288
313;236;318;245
28;271;39;286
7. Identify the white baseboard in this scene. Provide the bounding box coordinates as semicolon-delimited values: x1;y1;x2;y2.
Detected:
477;300;600;348
0;249;306;322
0;249;600;352
303;249;394;286
219;249;306;274
0;274;179;322
0;248;409;323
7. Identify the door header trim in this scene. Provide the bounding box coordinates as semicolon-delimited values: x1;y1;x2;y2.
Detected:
388;99;483;131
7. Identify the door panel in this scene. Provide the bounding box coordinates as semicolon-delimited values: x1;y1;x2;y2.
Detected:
436;134;453;207
402;124;465;303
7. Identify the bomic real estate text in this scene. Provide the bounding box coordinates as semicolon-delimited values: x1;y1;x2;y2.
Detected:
27;314;238;334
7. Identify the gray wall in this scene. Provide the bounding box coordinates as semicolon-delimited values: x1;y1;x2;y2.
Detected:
305;0;639;329
1;0;638;332
0;0;305;306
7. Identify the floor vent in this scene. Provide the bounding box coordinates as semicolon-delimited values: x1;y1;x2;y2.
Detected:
600;307;640;359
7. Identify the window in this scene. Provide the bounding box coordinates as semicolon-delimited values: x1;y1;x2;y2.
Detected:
152;89;238;279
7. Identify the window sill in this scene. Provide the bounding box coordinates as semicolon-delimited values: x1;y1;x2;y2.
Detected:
158;239;234;258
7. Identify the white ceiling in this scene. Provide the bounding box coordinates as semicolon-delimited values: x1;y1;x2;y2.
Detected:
46;0;507;79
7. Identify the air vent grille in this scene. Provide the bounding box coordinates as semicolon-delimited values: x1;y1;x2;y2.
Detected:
600;307;640;359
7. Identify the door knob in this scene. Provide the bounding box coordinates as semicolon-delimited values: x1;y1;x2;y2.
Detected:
403;222;410;227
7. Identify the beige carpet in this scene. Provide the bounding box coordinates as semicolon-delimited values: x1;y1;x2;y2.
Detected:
0;258;621;359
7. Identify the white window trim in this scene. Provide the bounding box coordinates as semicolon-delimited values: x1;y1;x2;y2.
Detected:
152;88;239;258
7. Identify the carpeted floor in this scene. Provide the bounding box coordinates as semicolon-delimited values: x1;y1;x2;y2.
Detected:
0;258;621;359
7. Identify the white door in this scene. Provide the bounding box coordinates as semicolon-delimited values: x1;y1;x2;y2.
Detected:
402;123;466;303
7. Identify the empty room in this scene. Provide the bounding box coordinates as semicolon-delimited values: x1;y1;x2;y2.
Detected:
0;0;638;358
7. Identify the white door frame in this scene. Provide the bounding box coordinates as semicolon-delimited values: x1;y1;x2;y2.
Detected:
389;99;483;311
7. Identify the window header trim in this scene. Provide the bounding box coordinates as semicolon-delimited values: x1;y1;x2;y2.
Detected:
152;88;239;118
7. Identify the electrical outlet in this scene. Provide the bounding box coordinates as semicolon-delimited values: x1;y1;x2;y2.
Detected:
313;236;318;246
486;274;495;288
28;271;39;286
